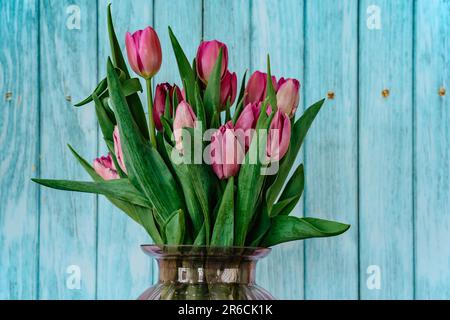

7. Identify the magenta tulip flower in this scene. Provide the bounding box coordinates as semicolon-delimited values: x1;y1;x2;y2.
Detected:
235;102;261;150
113;126;127;174
276;78;300;118
244;71;278;105
173;101;197;152
153;83;183;131
219;70;237;109
267;111;291;161
125;27;162;79
93;154;119;180
211;122;245;180
196;40;228;84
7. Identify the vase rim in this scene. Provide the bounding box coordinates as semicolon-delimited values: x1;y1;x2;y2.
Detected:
141;244;271;260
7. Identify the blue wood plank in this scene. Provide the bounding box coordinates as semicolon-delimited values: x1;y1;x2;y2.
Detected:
415;0;450;299
96;0;154;300
250;0;305;300
39;0;98;299
359;0;414;299
0;0;40;299
303;0;359;299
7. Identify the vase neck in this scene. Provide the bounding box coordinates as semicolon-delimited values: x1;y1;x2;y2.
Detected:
157;259;257;285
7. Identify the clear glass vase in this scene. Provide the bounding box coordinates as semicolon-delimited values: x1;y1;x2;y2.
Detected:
138;245;274;300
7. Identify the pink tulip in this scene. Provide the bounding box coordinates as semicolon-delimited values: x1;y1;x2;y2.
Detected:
196;40;228;84
93;154;119;180
267;111;291;161
219;71;237;109
235;102;261;150
276;78;300;117
173;101;197;152
125;27;162;79
113;126;127;174
244;71;278;105
211;122;245;180
153;83;183;131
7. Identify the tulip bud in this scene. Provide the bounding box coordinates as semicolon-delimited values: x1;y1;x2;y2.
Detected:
219;71;237;109
153;83;183;131
93;154;119;180
211;122;245;180
173;101;197;152
113;126;127;174
196;40;228;84
276;78;300;118
267;111;291;161
125;27;162;79
235;102;261;150
244;71;278;105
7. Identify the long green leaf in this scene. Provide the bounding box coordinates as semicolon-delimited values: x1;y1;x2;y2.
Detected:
211;177;234;246
265;99;325;212
32;178;152;208
163;139;203;236
203;49;223;124
165;209;185;245
235;109;272;246
107;58;184;223
66;145;162;243
261;216;350;247
168;27;196;106
265;55;277;111
93;93;114;140
270;164;304;217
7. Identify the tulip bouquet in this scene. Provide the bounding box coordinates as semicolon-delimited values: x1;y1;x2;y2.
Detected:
33;6;349;248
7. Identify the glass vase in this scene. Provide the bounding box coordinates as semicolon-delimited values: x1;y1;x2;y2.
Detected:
138;245;274;300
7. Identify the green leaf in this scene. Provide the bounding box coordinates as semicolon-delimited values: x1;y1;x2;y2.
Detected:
107;4;130;78
32;178;152;208
235;110;272;246
193;224;206;246
75;78;108;107
93;93;114;140
194;84;206;129
270;164;304;217
266;55;277;111
248;205;271;247
265;99;325;212
168;27;196;106
211;177;234;246
107;58;184;224
232;98;245;125
165;209;185;245
203;49;223;124
262;216;350;247
66;145;162;243
163;139;204;236
236;70;247;107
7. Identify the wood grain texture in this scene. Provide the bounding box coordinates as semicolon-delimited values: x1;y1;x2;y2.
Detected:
415;0;450;299
359;0;414;299
250;0;305;300
96;0;154;299
303;0;359;299
0;0;40;299
38;0;98;299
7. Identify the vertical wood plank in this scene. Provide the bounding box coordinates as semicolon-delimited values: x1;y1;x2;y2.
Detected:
39;0;98;299
304;0;359;299
204;0;251;78
415;0;450;299
250;0;305;300
154;0;203;86
0;0;40;299
359;0;414;299
96;0;154;299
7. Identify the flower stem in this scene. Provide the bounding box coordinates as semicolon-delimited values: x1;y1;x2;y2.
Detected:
146;78;157;148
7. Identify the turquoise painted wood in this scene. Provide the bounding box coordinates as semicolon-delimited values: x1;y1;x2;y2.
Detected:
0;0;40;299
96;0;154;300
249;0;305;300
38;0;98;299
1;0;450;300
359;0;414;299
415;0;450;299
303;0;359;299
